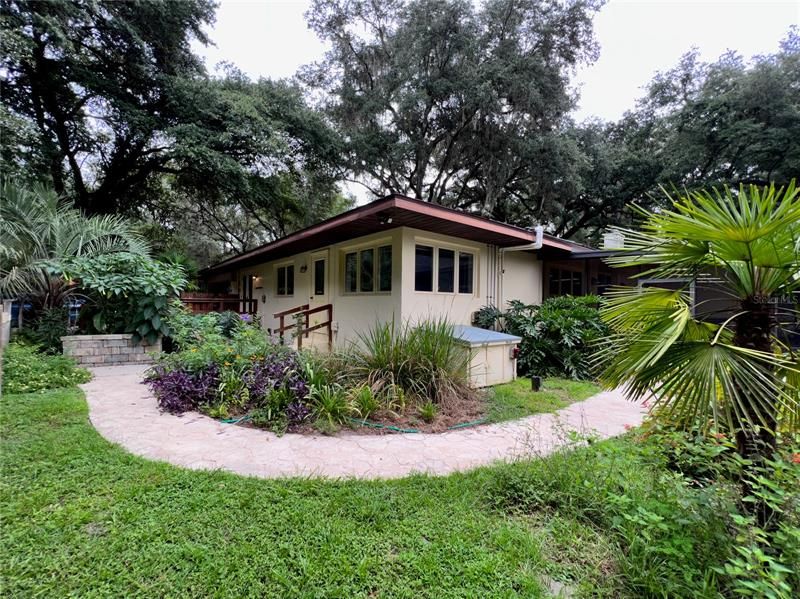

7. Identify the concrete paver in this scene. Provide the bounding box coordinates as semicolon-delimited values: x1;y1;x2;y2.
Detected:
81;365;648;480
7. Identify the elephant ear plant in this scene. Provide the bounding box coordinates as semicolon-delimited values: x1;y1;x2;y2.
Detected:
62;253;187;344
595;181;799;525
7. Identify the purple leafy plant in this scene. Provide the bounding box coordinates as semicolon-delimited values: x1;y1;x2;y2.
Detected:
146;347;314;426
286;400;311;424
147;364;220;414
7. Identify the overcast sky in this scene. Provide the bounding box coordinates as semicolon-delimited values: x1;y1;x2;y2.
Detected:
194;0;799;122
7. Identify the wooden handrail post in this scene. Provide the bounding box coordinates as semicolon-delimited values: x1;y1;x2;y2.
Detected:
327;305;333;351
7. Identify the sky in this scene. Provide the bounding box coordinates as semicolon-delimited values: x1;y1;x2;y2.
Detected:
194;0;799;122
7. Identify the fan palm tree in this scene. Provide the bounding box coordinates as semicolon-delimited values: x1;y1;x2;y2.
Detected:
596;182;799;472
0;179;150;311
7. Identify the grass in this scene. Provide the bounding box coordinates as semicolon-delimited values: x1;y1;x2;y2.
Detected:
1;386;626;597
7;383;784;597
486;377;601;423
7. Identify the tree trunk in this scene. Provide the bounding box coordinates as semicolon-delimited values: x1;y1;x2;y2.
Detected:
733;298;777;528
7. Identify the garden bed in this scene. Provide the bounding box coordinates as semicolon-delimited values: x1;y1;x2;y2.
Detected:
144;307;602;436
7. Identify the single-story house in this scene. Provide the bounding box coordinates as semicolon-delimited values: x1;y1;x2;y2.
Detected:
200;194;590;385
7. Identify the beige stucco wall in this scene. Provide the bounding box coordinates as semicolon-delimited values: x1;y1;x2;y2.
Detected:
237;229;403;349
234;225;542;351
500;250;542;307
398;227;489;327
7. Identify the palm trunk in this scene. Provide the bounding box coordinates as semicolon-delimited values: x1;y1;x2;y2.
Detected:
733;298;777;528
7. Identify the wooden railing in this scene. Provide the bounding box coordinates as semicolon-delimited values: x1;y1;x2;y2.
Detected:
180;293;258;315
273;303;333;350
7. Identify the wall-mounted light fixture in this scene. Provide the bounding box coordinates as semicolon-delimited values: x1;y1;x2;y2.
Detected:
299;264;308;274
377;210;393;225
253;275;263;290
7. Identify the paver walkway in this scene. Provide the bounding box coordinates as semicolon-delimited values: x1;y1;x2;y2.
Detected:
82;365;648;480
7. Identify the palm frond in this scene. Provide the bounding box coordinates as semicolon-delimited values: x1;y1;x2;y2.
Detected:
605;182;800;298
0;179;151;302
598;180;800;434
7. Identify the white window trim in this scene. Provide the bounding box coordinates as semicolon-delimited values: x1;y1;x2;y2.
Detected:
413;242;478;297
342;244;393;296
274;261;295;297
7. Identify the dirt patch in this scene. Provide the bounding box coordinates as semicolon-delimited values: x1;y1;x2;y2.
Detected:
354;393;489;434
234;390;492;436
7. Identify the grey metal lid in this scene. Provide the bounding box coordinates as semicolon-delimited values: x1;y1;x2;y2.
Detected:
452;325;522;346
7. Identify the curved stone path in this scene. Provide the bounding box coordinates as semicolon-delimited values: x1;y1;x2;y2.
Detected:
82;365;648;480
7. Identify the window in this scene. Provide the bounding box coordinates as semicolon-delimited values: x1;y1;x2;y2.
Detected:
595;272;612;295
276;264;294;296
313;259;325;296
415;244;475;294
438;248;455;293
343;244;392;294
458;252;474;294
345;252;357;293
548;268;582;296
415;245;434;292
378;245;392;292
360;248;374;292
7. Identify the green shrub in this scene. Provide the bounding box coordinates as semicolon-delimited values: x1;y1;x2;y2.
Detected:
160;303;287;373
2;342;90;394
19;306;72;354
147;305;311;429
476;296;609;380
349;384;379;420
63;252;186;344
347;318;472;406
418;400;437;423
487;427;800;598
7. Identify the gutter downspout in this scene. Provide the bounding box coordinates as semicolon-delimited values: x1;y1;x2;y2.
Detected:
498;225;544;308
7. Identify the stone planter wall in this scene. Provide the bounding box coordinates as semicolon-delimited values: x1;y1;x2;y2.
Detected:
61;334;161;366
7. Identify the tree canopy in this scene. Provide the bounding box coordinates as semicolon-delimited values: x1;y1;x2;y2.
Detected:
1;0;347;261
635;33;800;190
2;0;797;256
303;0;602;221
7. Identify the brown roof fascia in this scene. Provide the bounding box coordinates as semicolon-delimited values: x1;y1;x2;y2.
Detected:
204;194;588;272
207;196;398;271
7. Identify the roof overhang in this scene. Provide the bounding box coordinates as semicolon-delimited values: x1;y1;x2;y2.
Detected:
203;195;587;274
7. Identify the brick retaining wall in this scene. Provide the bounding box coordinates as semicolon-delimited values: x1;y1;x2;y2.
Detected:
61;334;161;366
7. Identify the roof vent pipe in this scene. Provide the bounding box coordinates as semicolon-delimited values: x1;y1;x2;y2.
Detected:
499;225;544;253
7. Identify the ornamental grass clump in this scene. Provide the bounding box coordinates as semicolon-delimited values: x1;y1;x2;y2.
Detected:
347;318;473;407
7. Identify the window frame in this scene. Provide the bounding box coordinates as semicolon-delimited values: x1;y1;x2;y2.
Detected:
275;263;295;297
313;257;326;297
413;242;477;296
457;251;474;295
342;243;393;296
414;244;435;293
548;267;582;297
437;248;455;293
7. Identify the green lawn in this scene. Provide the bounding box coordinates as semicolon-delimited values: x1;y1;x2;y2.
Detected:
4;385;791;597
486;377;601;423
1;387;626;597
